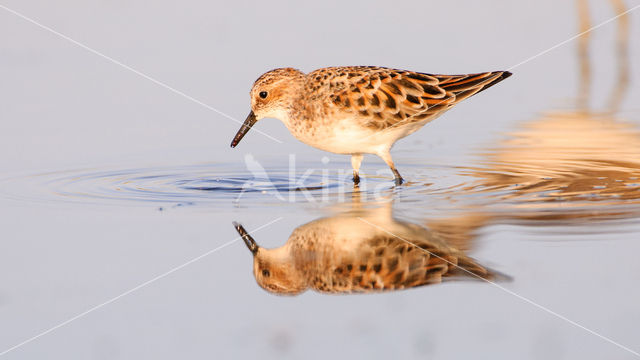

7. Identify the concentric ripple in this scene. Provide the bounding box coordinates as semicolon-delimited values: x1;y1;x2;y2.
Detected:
1;162;452;208
2;155;639;227
0;163;340;207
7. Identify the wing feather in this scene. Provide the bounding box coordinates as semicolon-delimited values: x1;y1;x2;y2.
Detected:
317;234;496;293
310;66;511;131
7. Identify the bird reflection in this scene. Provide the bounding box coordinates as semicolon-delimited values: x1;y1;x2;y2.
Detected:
233;199;504;295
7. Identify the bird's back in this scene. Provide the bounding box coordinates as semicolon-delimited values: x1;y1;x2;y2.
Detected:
306;232;498;294
305;66;511;131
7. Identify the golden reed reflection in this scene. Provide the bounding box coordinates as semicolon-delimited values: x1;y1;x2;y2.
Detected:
233;194;505;295
460;0;639;220
416;2;637;258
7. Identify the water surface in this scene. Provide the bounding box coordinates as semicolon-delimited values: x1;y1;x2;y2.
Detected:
1;1;640;359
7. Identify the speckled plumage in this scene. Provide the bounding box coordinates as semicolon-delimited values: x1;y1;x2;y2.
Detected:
234;206;502;295
231;66;511;184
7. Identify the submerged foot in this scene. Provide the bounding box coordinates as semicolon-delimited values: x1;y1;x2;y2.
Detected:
391;168;404;186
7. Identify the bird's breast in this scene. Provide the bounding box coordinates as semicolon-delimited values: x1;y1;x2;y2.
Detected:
286;116;406;155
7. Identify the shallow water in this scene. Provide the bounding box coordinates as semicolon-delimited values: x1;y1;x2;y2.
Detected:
2;1;640;359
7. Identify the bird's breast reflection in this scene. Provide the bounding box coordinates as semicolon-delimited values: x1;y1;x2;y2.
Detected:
234;206;505;296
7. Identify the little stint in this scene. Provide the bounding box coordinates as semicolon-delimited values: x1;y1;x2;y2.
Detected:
231;66;511;184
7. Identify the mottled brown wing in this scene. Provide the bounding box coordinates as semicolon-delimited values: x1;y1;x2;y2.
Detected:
314;234;495;294
312;66;511;130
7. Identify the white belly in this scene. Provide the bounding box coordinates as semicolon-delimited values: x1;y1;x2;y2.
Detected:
290;117;428;155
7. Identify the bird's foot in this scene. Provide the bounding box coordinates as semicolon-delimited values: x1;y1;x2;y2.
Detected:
391;168;404;186
353;172;360;185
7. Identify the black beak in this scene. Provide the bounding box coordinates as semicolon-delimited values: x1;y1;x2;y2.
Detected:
233;221;259;255
230;111;257;148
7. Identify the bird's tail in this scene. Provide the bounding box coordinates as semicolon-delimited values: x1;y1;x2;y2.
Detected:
447;254;512;283
436;71;512;103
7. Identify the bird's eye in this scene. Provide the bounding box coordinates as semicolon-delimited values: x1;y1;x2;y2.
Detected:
262;269;270;277
259;91;268;99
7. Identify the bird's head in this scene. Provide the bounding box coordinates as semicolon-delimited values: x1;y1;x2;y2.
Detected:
230;68;305;148
233;222;307;295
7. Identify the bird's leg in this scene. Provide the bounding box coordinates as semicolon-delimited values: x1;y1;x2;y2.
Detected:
392;169;404;185
379;151;404;185
351;154;363;185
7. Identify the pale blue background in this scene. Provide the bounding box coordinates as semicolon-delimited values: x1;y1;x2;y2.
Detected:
1;1;640;359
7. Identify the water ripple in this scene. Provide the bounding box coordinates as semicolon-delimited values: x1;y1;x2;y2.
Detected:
0;163;427;208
